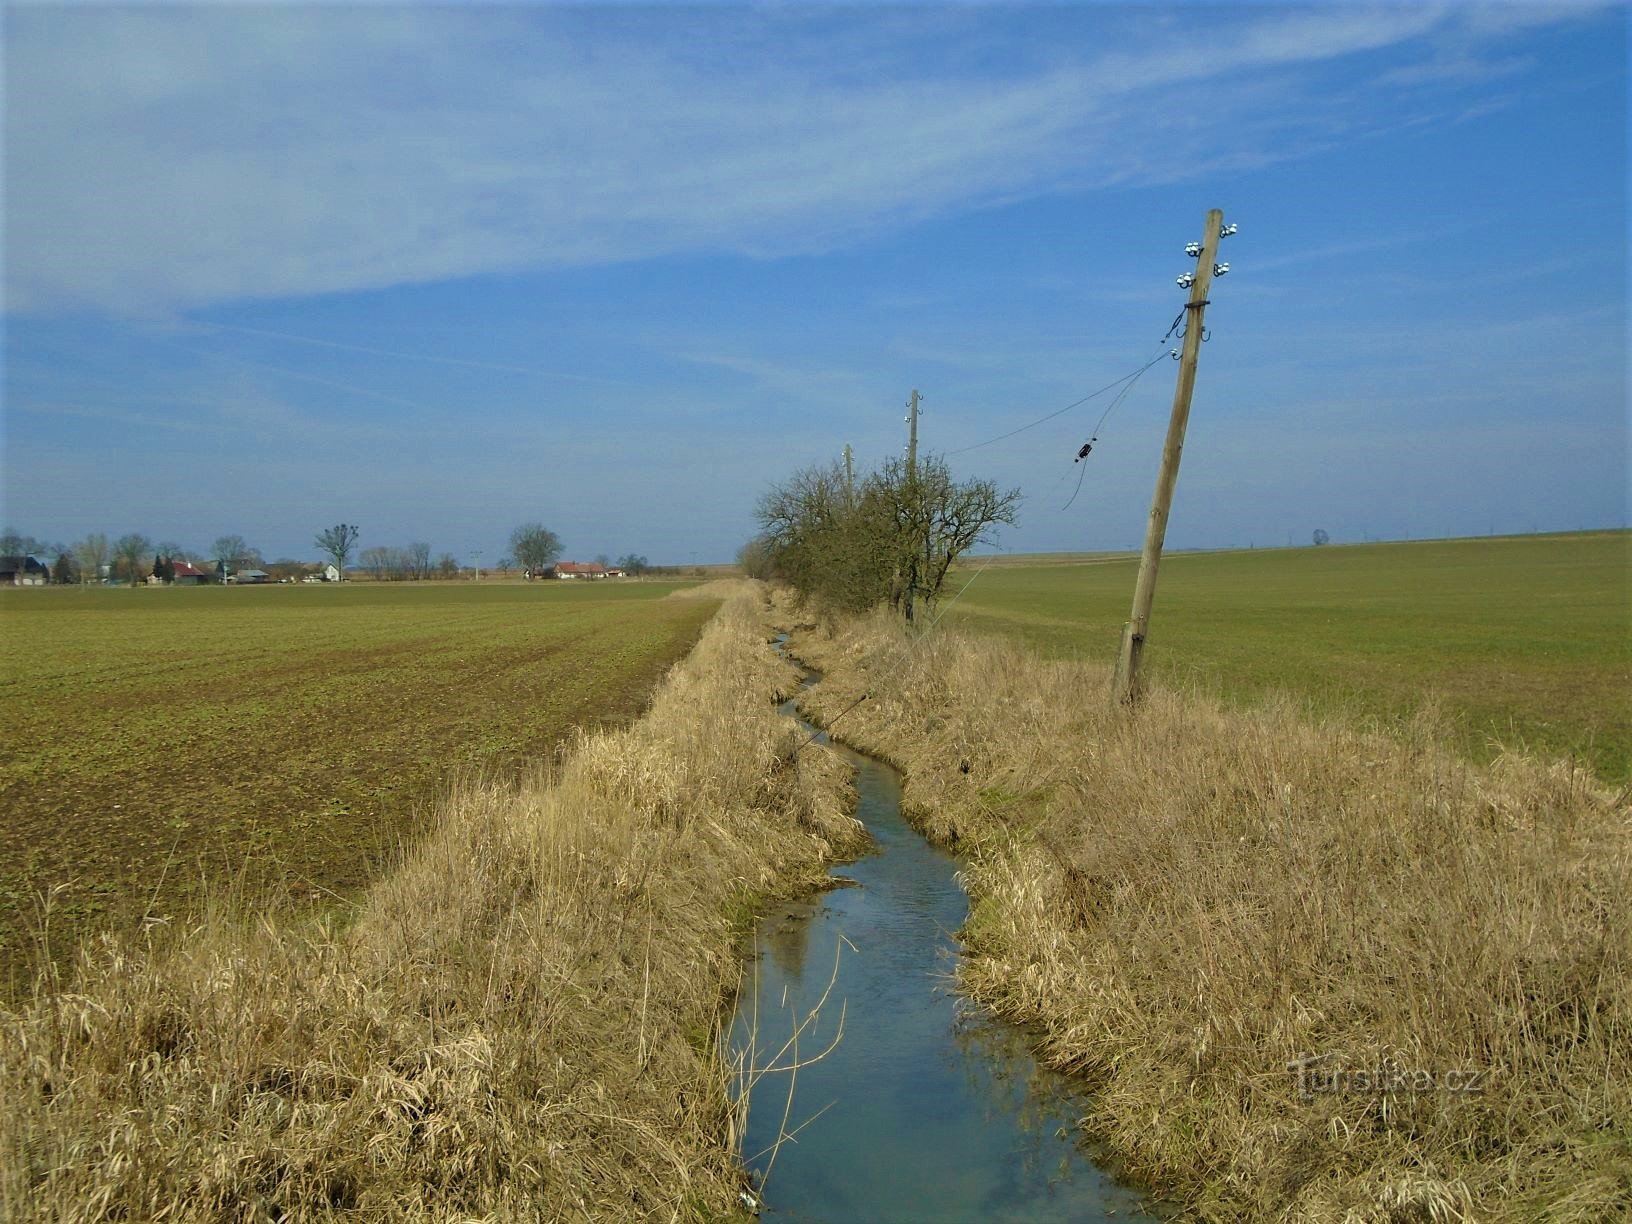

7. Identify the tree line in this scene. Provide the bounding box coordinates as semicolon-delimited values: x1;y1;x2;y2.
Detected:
743;452;1019;620
3;522;665;584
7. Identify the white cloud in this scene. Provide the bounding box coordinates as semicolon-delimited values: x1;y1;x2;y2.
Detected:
3;5;1588;316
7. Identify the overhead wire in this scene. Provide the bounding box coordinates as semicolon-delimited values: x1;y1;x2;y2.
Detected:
944;350;1170;457
1060;356;1161;511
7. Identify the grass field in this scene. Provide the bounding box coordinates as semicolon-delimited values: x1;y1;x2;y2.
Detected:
946;531;1631;783
0;579;717;990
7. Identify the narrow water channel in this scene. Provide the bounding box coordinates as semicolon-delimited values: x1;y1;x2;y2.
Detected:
728;644;1160;1222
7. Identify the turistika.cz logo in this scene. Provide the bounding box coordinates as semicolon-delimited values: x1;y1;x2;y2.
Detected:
1286;1052;1490;1101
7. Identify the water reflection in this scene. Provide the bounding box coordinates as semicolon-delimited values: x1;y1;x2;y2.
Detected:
730;658;1161;1222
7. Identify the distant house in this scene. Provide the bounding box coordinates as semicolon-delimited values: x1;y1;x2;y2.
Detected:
0;556;49;586
542;562;606;580
322;563;340;582
172;559;209;586
236;569;271;585
605;568;626;578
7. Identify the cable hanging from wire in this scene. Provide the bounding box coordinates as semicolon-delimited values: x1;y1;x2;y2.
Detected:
1060;357;1160;511
944;350;1169;457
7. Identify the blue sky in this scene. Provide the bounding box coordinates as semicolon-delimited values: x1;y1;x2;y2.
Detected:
3;3;1626;565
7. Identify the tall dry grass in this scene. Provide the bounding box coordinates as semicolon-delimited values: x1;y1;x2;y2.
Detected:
1;586;862;1221
785;603;1630;1221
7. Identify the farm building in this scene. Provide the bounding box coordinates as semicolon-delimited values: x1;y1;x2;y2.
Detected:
235;569;271;585
172;559;209;586
0;556;49;586
542;562;606;579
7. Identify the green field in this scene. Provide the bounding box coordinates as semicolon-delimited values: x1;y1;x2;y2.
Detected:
0;580;717;989
946;531;1631;783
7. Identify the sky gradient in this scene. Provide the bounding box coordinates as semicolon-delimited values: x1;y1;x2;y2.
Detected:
3;3;1627;565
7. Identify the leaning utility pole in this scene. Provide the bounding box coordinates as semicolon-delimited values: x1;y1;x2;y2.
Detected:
1112;208;1230;706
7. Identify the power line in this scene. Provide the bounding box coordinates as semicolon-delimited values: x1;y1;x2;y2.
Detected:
1060;358;1161;511
944;351;1170;457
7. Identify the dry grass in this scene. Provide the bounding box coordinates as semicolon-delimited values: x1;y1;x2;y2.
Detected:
1;585;863;1221
784;602;1631;1221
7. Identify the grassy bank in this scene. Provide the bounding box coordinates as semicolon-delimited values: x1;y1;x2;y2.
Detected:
0;580;715;988
1;586;863;1220
945;531;1631;784
785;604;1630;1220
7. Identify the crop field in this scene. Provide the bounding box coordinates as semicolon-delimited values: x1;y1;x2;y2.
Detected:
0;579;717;990
946;531;1631;784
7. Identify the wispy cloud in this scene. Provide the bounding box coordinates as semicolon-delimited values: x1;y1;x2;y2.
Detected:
191;322;631;386
3;5;1587;316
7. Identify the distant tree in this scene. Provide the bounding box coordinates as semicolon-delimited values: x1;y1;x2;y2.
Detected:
407;541;432;581
112;533;152;586
74;533;110;584
51;552;76;585
497;556;514;576
1312;529;1330;546
593;552;612;569
736;537;774;580
213;535;252;570
510;523;562;575
1;530;65;559
436;552;459;579
615;553;649;576
358;546;391;581
267;558;307;582
757;454;1018;619
152;554;175;584
315;524;361;579
155;541;191;565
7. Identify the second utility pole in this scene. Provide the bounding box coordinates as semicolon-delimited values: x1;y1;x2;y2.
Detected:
904;389;921;623
1112;208;1224;706
906;389;920;476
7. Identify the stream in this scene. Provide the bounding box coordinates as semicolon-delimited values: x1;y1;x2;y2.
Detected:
727;642;1161;1222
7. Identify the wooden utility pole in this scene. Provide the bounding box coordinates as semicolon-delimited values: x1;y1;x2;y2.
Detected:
1112;208;1225;706
906;389;920;477
903;389;922;623
843;442;855;509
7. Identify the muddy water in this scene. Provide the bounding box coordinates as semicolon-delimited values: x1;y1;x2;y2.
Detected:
728;652;1160;1222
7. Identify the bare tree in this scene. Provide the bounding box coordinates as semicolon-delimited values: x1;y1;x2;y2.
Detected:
408;541;432;580
315;524;360;580
358;546;390;580
757;454;1018;619
212;534;259;572
873;455;1020;620
74;533;110;585
735;538;773;580
112;533;153;586
1;530;63;558
510;523;562;576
